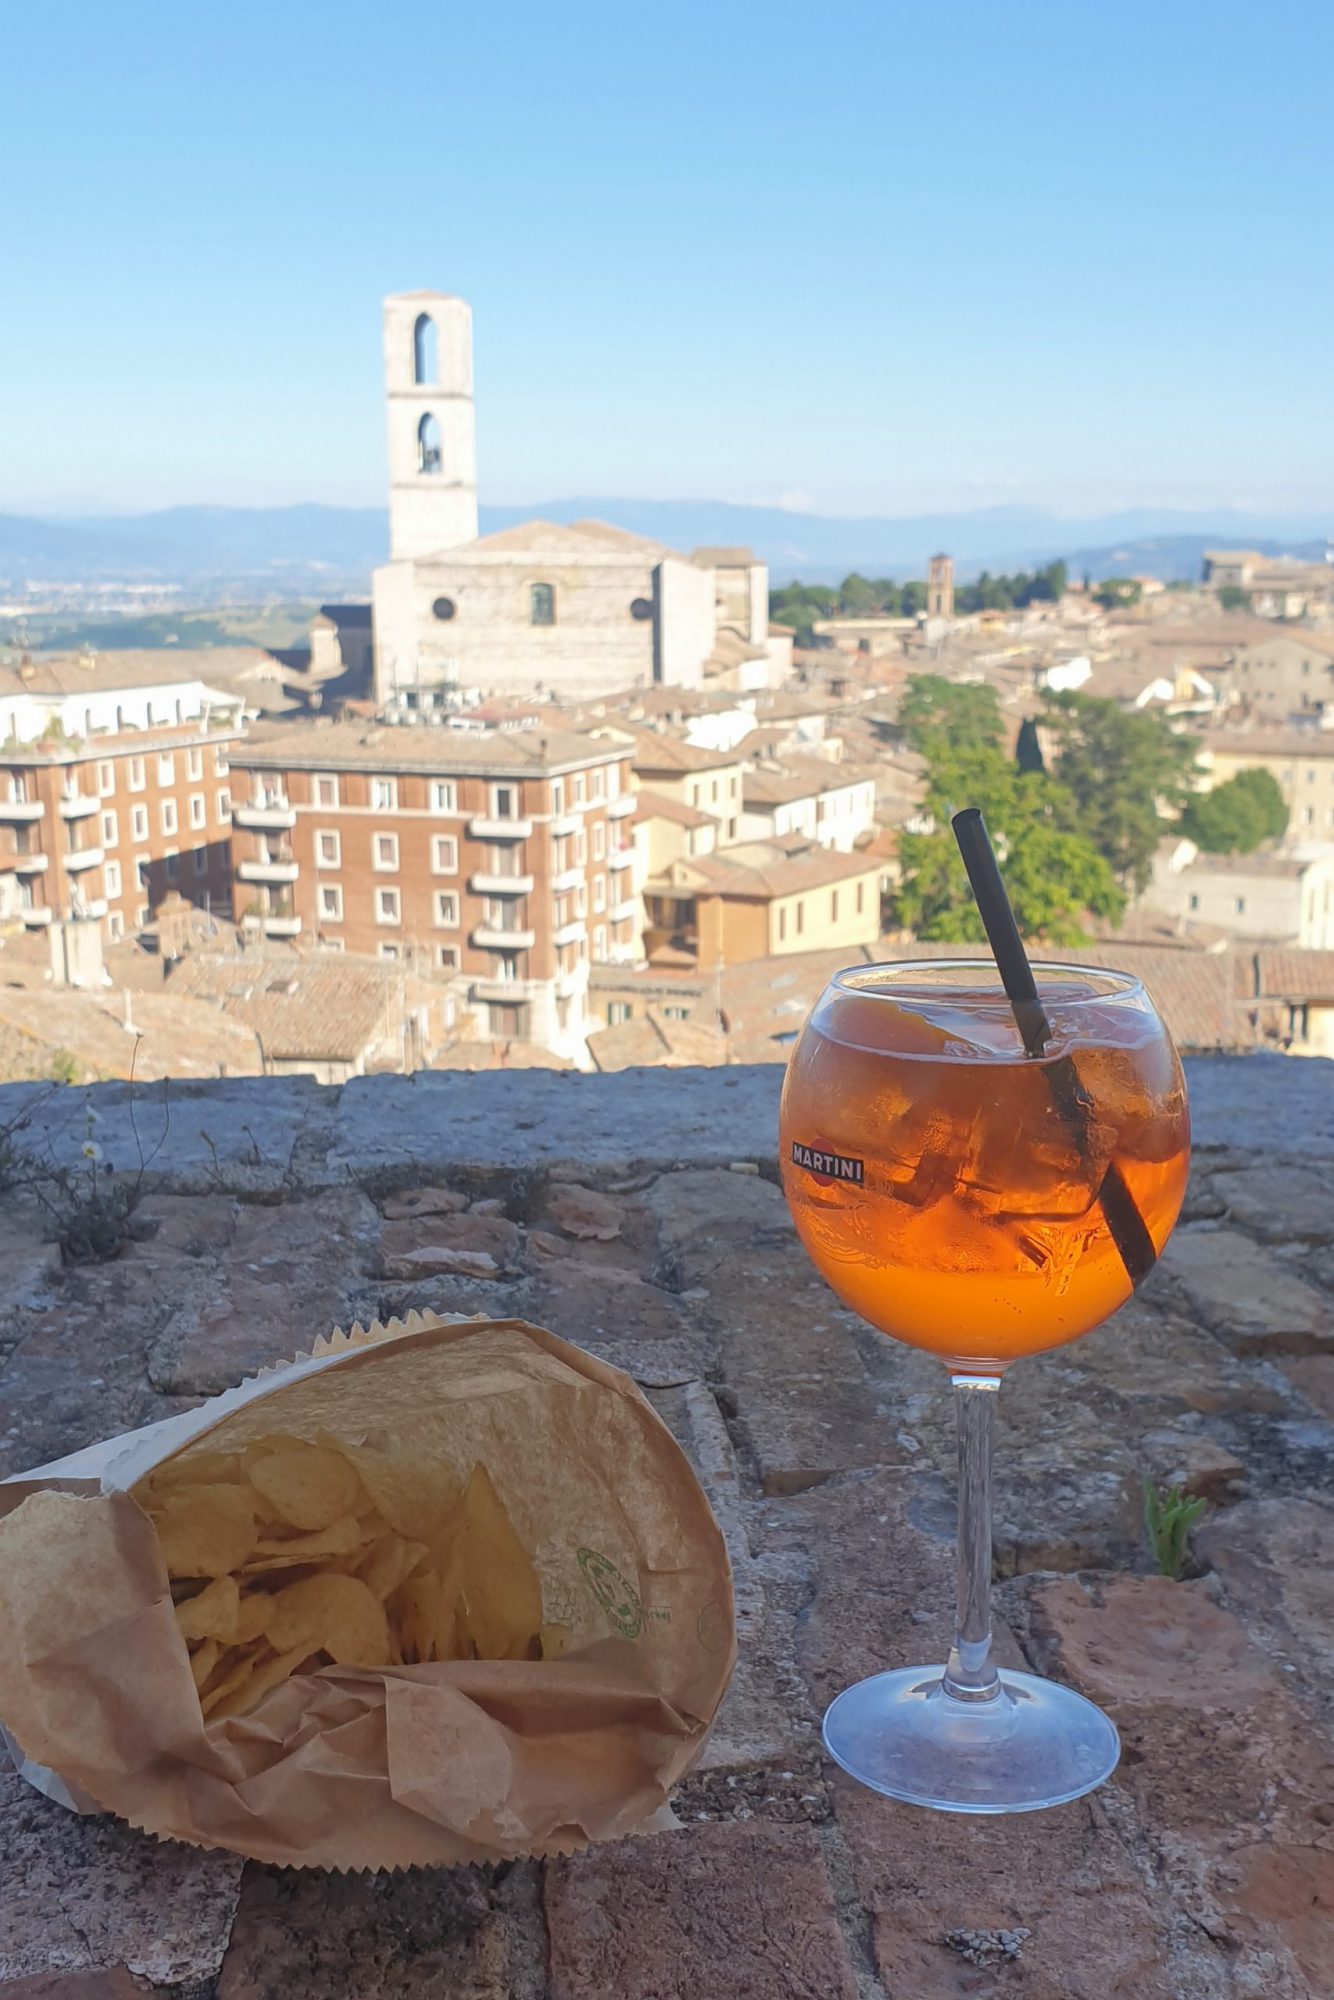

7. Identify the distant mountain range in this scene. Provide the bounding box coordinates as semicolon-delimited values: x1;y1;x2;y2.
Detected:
1;499;1330;597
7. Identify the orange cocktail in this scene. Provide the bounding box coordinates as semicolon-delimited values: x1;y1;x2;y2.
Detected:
780;962;1189;1372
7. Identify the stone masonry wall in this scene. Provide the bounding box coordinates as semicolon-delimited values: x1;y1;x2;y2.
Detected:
1;1054;1332;1998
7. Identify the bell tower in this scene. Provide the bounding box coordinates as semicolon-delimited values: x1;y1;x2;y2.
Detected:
383;291;478;560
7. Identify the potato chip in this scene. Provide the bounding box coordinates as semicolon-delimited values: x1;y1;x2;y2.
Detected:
245;1516;368;1567
147;1484;256;1580
357;1536;427;1603
175;1574;240;1644
267;1574;391;1666
198;1640;269;1715
247;1444;364;1533
330;1441;458;1543
233;1592;275;1644
148;1449;246;1490
458;1465;543;1661
205;1645;314;1722
539;1623;572;1660
390;1570;458;1664
189;1637;221;1689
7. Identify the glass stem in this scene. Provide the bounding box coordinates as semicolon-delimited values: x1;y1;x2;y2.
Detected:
943;1373;1002;1702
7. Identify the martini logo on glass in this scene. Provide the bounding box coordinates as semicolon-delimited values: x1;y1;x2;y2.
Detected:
791;1140;864;1187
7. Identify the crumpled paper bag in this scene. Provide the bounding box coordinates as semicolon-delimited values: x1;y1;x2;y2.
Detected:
0;1312;735;1868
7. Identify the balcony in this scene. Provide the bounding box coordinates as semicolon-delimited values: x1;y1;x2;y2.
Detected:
468;815;533;841
63;845;104;874
551;865;584;894
607;792;636;819
610;895;640;923
554;964;587;999
473;924;537;951
234;795;297;831
58;792;99;822
262;914;303;938
11;852;49;875
20;904;52;927
470;870;535;896
608;847;635;871
236;858;300;885
469;975;542;1004
553;919;587;948
550;812;582;838
70;897;108;922
0;798;44;823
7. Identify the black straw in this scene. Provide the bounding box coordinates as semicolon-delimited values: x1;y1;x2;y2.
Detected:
950;807;1158;1289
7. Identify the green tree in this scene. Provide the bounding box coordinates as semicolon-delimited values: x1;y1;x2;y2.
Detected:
1180;768;1289;854
769;582;838;645
1217;584;1251;613
898;676;1003;759
900;580;928;617
1041;691;1200;892
1093;577;1143;611
838;572;880;616
894;745;1125;945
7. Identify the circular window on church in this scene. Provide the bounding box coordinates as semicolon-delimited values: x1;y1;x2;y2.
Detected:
630;597;653;621
431;596;457;621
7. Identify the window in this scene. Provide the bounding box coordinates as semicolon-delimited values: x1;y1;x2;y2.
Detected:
429;780;456;813
431;834;458;873
551;778;564;814
417;411;443;473
101;810;118;848
157;753;175;785
607;1001;633;1025
315;775;339;808
107;910;124;940
690;783;702;807
576;883;587;917
373;832;400;870
160;799;178;836
730;776;739;798
378;942;401;961
431;596;456;622
1235;897;1246;914
593;873;606;912
1309;769;1317;783
136;858;149;891
663;1005;690;1021
573;774;586;806
137;904;150;927
319;884;344;921
193;847;208;876
491;783;518;819
630;596;653;621
104;860;122;897
189;793;206;829
575;828;587;865
530;582;555;626
1306;806;1316;824
593;924;607;958
371;777;397;812
316;830;341;868
711;779;719;803
831;890;840;920
796;899;805;936
856;881;865;914
726;818;737;840
128;757;145;792
131;805;149;842
376;887;401;925
413;311;437;385
97;761;115;796
779;907;787;942
593;821;606;859
218;788;231;821
591;768;604;801
187;747;203;780
433;890;459;926
214;749;229;776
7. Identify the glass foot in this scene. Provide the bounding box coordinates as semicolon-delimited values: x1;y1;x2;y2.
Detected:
823;1666;1120;1814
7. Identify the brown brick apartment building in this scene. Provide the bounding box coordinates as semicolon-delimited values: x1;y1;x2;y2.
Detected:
227;723;638;1058
0;722;241;945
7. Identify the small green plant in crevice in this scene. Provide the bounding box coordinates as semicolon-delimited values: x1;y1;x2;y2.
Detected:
1143;1476;1209;1580
48;1047;79;1085
27;1043;172;1266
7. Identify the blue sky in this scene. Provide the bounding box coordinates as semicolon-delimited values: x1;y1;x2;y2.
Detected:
4;0;1331;518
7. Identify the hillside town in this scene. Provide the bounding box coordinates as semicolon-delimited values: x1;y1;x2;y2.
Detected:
3;291;1334;1084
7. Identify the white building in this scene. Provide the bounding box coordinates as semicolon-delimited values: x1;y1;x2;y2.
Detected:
1144;837;1334;947
370;291;787;706
738;758;878;852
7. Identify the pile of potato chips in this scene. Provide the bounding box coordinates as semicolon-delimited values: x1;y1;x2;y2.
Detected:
137;1432;567;1722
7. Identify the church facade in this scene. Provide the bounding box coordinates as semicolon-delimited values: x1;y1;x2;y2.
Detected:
371;291;787;706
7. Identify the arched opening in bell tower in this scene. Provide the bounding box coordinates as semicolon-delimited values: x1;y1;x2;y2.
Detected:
413;313;438;385
417;413;443;474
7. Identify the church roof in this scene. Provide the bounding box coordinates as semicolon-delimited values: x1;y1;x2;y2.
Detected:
462;518;671;560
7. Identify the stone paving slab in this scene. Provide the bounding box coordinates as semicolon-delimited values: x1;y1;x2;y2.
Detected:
0;1057;1332;1999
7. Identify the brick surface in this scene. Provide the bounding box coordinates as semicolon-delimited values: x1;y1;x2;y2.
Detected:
216;1865;508;2000
545;1823;859;2000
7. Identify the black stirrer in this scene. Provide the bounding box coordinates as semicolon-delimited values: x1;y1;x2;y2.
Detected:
951;807;1158;1289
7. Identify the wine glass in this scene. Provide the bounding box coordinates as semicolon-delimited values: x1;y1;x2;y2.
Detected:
779;959;1190;1812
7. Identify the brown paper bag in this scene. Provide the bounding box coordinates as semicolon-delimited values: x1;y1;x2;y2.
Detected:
0;1312;735;1868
